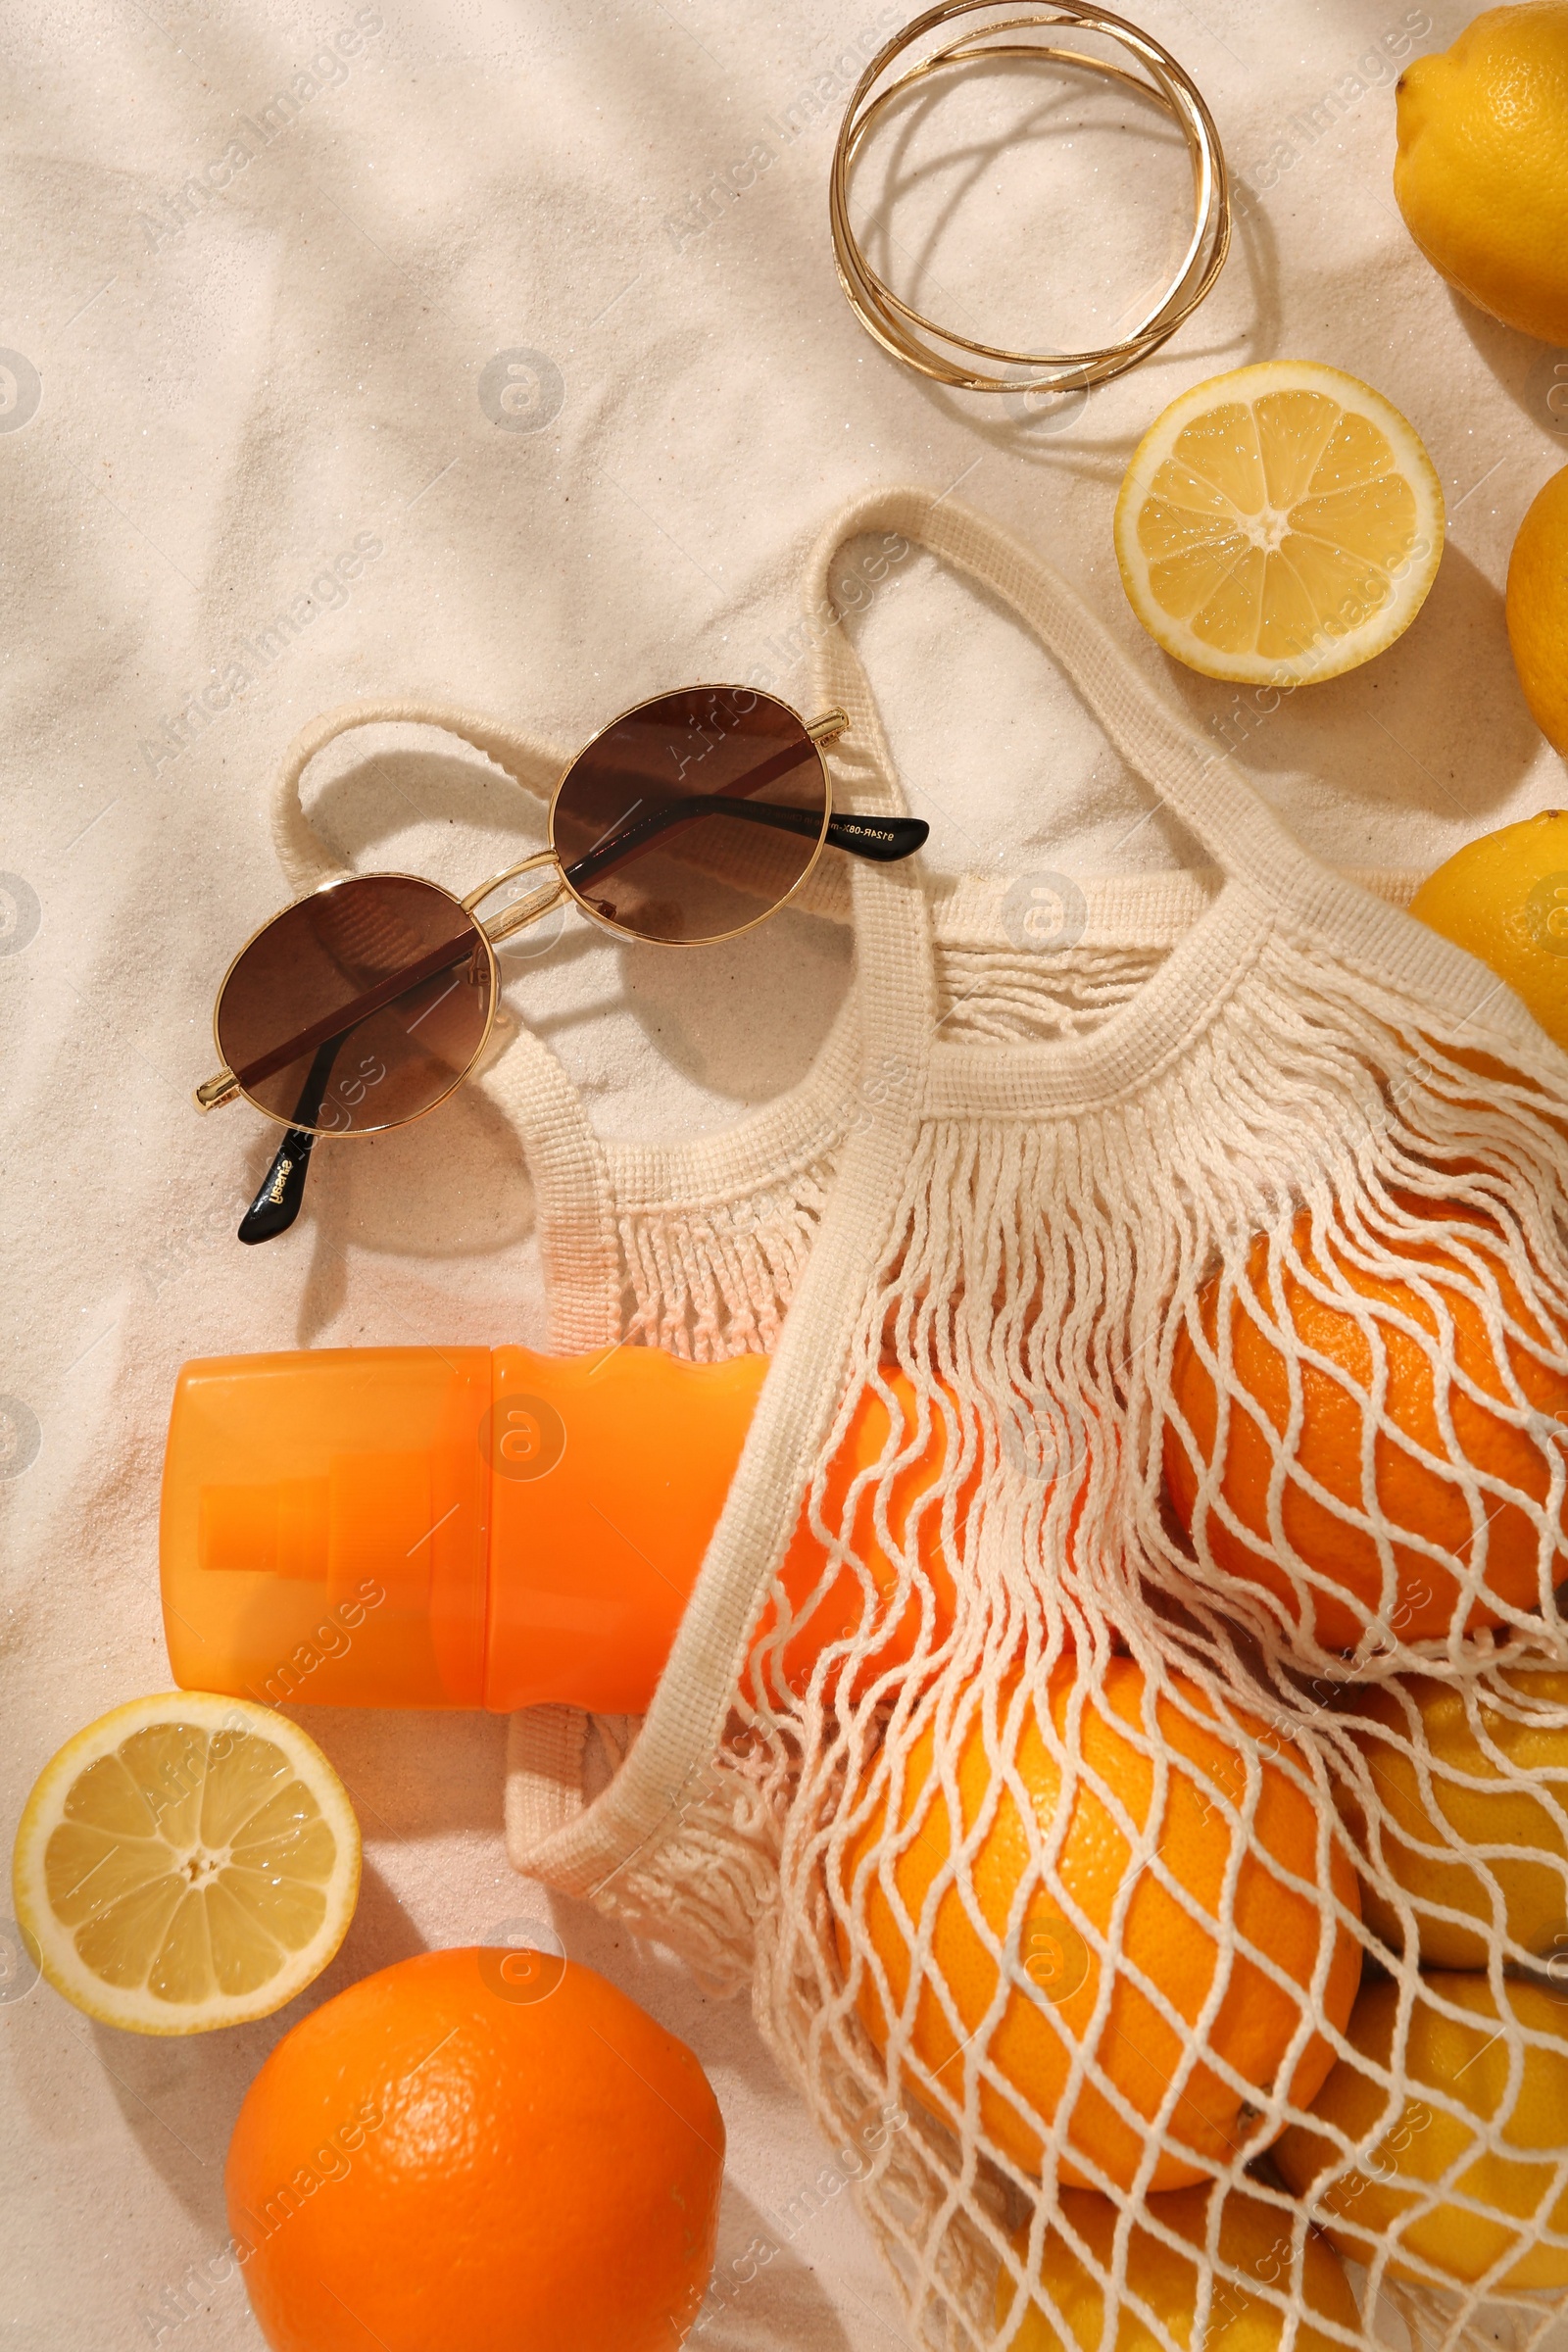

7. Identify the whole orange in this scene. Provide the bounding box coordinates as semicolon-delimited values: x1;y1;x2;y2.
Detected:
1165;1200;1568;1651
834;1656;1361;2192
224;1948;724;2352
760;1369;965;1704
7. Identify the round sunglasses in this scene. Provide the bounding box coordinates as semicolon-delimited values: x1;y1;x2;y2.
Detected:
195;685;927;1244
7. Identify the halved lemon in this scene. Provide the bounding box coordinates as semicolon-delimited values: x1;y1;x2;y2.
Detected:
12;1691;360;2034
1114;361;1446;685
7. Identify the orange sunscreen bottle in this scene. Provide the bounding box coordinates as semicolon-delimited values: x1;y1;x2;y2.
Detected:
160;1348;959;1712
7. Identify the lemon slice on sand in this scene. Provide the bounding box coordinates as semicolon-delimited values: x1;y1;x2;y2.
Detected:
1114;361;1445;685
12;1692;360;2035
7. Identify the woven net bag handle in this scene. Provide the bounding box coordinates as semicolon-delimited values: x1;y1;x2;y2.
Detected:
263;696;621;1349
808;486;1334;889
513;486;1330;1901
804;488;1538;1040
268;696;564;888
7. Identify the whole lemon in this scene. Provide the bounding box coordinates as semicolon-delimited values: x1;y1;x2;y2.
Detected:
1507;465;1568;754
1394;5;1568;344
1275;1973;1568;2289
1408;808;1568;1051
1334;1668;1568;1971
997;2183;1359;2352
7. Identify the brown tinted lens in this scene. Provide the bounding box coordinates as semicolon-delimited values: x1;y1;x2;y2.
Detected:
551;688;827;944
216;875;493;1134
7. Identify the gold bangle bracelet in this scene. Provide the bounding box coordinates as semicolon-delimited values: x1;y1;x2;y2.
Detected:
828;1;1232;398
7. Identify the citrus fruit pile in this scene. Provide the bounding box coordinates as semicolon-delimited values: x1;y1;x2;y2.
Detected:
825;774;1568;2326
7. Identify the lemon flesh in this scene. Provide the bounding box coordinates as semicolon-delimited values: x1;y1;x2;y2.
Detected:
12;1691;360;2034
997;2184;1359;2352
1275;1974;1568;2290
1409;808;1568;1054
1335;1668;1568;1971
1114;363;1445;686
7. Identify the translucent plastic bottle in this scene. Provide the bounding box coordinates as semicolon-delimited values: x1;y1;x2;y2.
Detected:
161;1346;959;1712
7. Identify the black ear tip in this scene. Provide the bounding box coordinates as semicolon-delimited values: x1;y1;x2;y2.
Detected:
238;1130;316;1245
880;815;929;859
237;1198;301;1245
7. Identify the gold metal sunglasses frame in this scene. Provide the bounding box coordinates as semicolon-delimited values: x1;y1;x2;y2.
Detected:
189;686;930;1243
195;694;855;1124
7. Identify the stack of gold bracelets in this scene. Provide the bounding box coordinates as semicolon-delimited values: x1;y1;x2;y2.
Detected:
829;1;1232;399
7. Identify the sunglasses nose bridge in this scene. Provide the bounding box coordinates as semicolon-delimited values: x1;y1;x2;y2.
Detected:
462;848;570;949
480;875;570;948
460;846;562;916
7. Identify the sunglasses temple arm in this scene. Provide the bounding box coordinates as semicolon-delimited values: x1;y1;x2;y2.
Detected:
565;797;928;890
236;1039;341;1245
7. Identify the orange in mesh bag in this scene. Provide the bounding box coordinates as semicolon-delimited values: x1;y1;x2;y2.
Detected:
754;1368;965;1706
833;1654;1362;2193
1164;1193;1568;1654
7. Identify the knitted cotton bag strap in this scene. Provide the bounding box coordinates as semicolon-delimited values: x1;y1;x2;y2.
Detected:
267;697;622;1350
840;487;1545;1034
507;501;945;1894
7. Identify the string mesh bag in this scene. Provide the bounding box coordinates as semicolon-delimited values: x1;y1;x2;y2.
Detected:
266;491;1568;2349
735;531;1548;2351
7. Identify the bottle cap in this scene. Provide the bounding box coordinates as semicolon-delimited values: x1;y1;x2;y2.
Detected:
161;1348;492;1707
